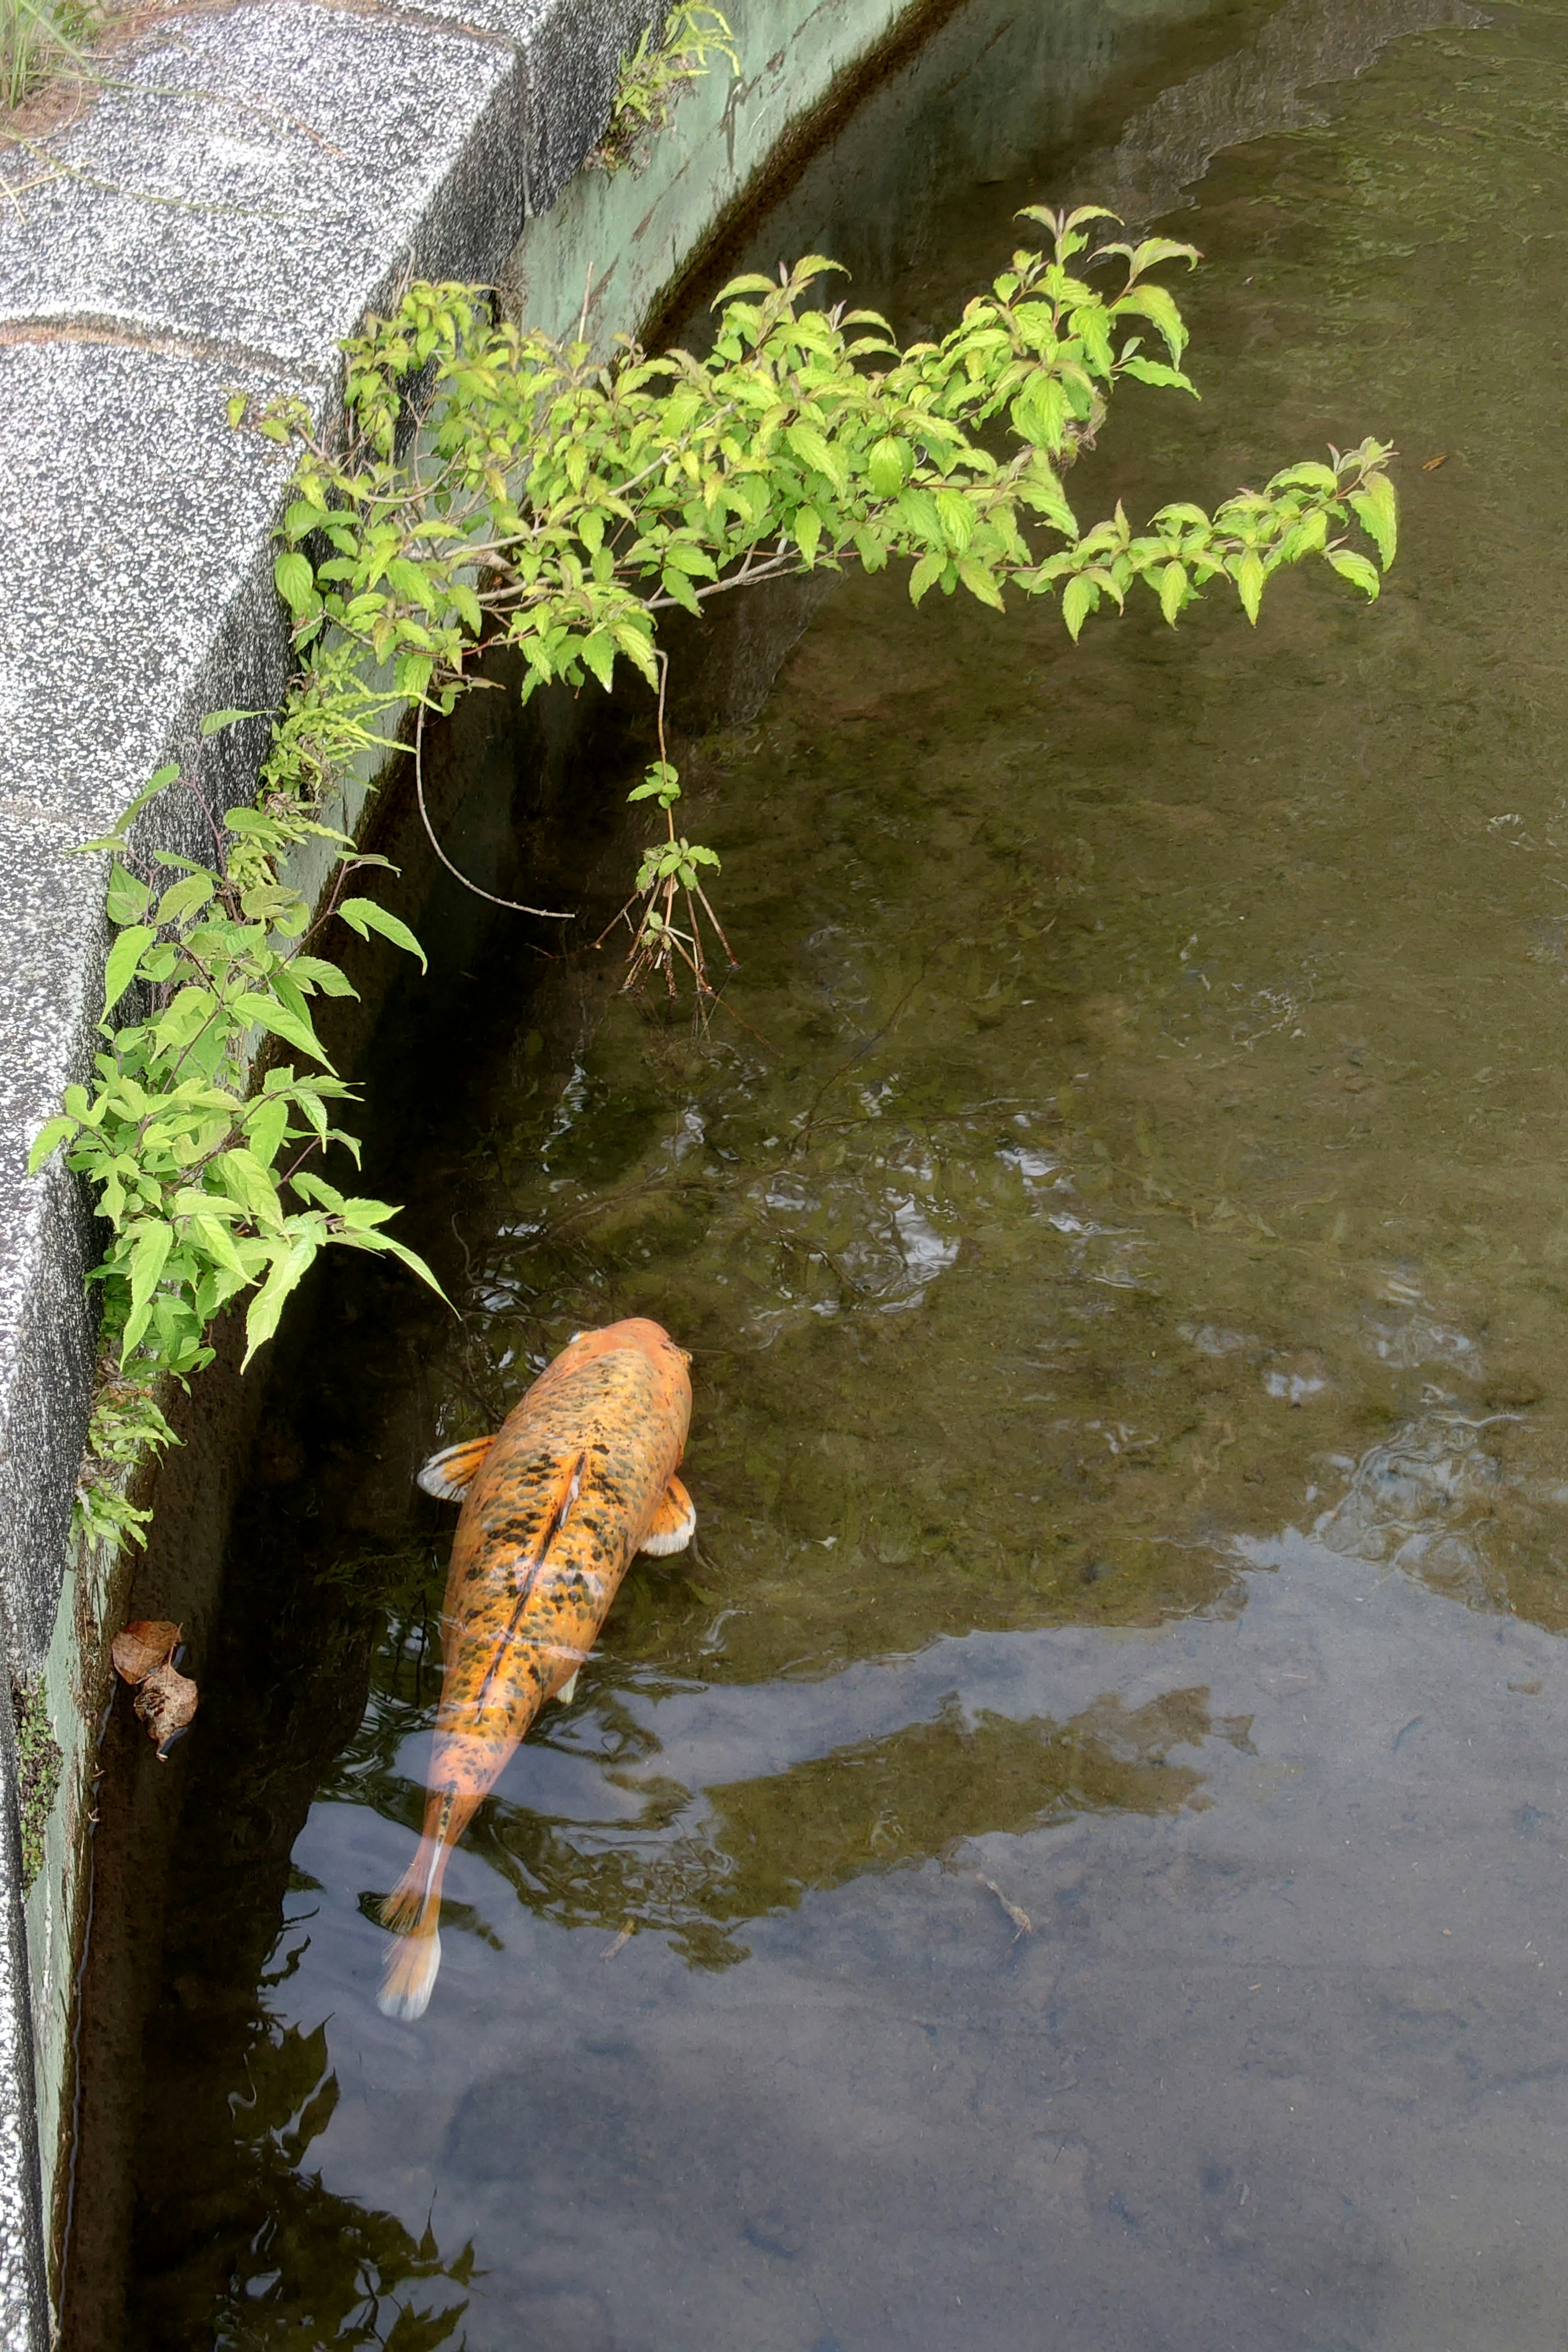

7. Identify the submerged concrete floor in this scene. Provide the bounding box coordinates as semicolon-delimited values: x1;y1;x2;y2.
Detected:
271;1540;1568;2350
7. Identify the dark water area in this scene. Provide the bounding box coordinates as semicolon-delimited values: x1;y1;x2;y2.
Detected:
88;0;1568;2344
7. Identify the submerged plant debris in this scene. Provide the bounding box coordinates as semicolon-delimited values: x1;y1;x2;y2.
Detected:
113;1619;198;1759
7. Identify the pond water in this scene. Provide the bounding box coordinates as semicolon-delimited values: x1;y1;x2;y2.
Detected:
101;0;1568;2345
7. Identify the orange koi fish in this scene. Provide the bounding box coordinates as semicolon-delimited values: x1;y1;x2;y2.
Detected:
378;1316;695;2019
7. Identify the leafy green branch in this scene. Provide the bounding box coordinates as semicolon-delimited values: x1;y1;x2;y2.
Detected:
32;729;444;1544
255;204;1395;991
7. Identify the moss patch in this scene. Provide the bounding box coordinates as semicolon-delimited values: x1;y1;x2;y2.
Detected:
12;1681;62;1896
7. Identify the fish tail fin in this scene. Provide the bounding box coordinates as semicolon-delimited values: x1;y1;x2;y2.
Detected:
377;1791;463;2019
379;1921;443;2021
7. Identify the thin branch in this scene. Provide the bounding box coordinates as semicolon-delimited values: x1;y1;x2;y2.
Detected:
412;701;575;921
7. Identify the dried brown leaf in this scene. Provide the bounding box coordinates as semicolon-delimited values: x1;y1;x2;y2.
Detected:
132;1661;198;1759
111;1618;180;1684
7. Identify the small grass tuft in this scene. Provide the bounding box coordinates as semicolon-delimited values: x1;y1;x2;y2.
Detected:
592;3;737;173
1;0;110;115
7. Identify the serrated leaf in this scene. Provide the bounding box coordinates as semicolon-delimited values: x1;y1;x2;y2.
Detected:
1109;284;1187;362
27;1117;76;1175
191;1214;249;1281
1350;474;1399;569
336;898;428;971
1118;357;1197;396
246;1093;289;1169
232;991;332;1067
214;1147;283;1227
103;927;155;1013
1327;549;1381;599
1061;574;1098;640
274;551;315;615
956;558;1004;611
126;1219;173;1308
1158;561;1189;626
242;1238;318;1367
908;551;944;605
1234;549;1265;624
866;437;908;497
581;632;616;692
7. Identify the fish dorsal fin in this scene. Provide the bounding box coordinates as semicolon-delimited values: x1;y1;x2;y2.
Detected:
417;1435;496;1501
641;1473;696;1558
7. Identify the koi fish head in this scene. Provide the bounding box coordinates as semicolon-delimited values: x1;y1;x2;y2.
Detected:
544;1318;692;1446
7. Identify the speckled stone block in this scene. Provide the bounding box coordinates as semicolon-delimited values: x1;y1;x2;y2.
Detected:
0;8;523;375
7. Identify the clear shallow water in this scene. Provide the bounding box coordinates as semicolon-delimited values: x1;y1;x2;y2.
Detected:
114;2;1568;2345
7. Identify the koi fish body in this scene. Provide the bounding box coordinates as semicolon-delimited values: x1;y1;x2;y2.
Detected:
378;1317;694;2019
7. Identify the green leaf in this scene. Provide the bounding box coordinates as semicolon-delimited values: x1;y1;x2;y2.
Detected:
956;558;1005;611
105;862;151;927
793;506;822;565
1012;377;1069;450
1327;549;1381;600
933;491;974;555
242;1238;318;1367
214;1147;284;1227
866;437;908;497
908;551;944;605
1349;474;1398;569
786;422;843;489
199;708;259;737
335;898;429;971
156;872;215;927
1234;549;1265;624
103;926;155;1013
189;1212;249;1278
246;1094;289;1169
1109;284;1187;362
274;550;315;615
27;1117;76;1175
232;991;332;1067
581;632;616;692
1118;357;1197;396
126;1219;173;1308
1061;574;1098;640
1158;561;1189;626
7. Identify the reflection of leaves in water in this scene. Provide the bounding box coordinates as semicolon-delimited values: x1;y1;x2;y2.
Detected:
392;1688;1214;1969
136;2013;476;2352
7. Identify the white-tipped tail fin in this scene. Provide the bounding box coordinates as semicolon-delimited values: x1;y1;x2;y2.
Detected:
641;1473;697;1557
556;1668;580;1705
378;1926;442;2020
376;1792;457;2020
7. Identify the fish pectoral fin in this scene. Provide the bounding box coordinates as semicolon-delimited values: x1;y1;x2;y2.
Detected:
641;1474;697;1558
556;1669;580;1705
417;1435;497;1501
